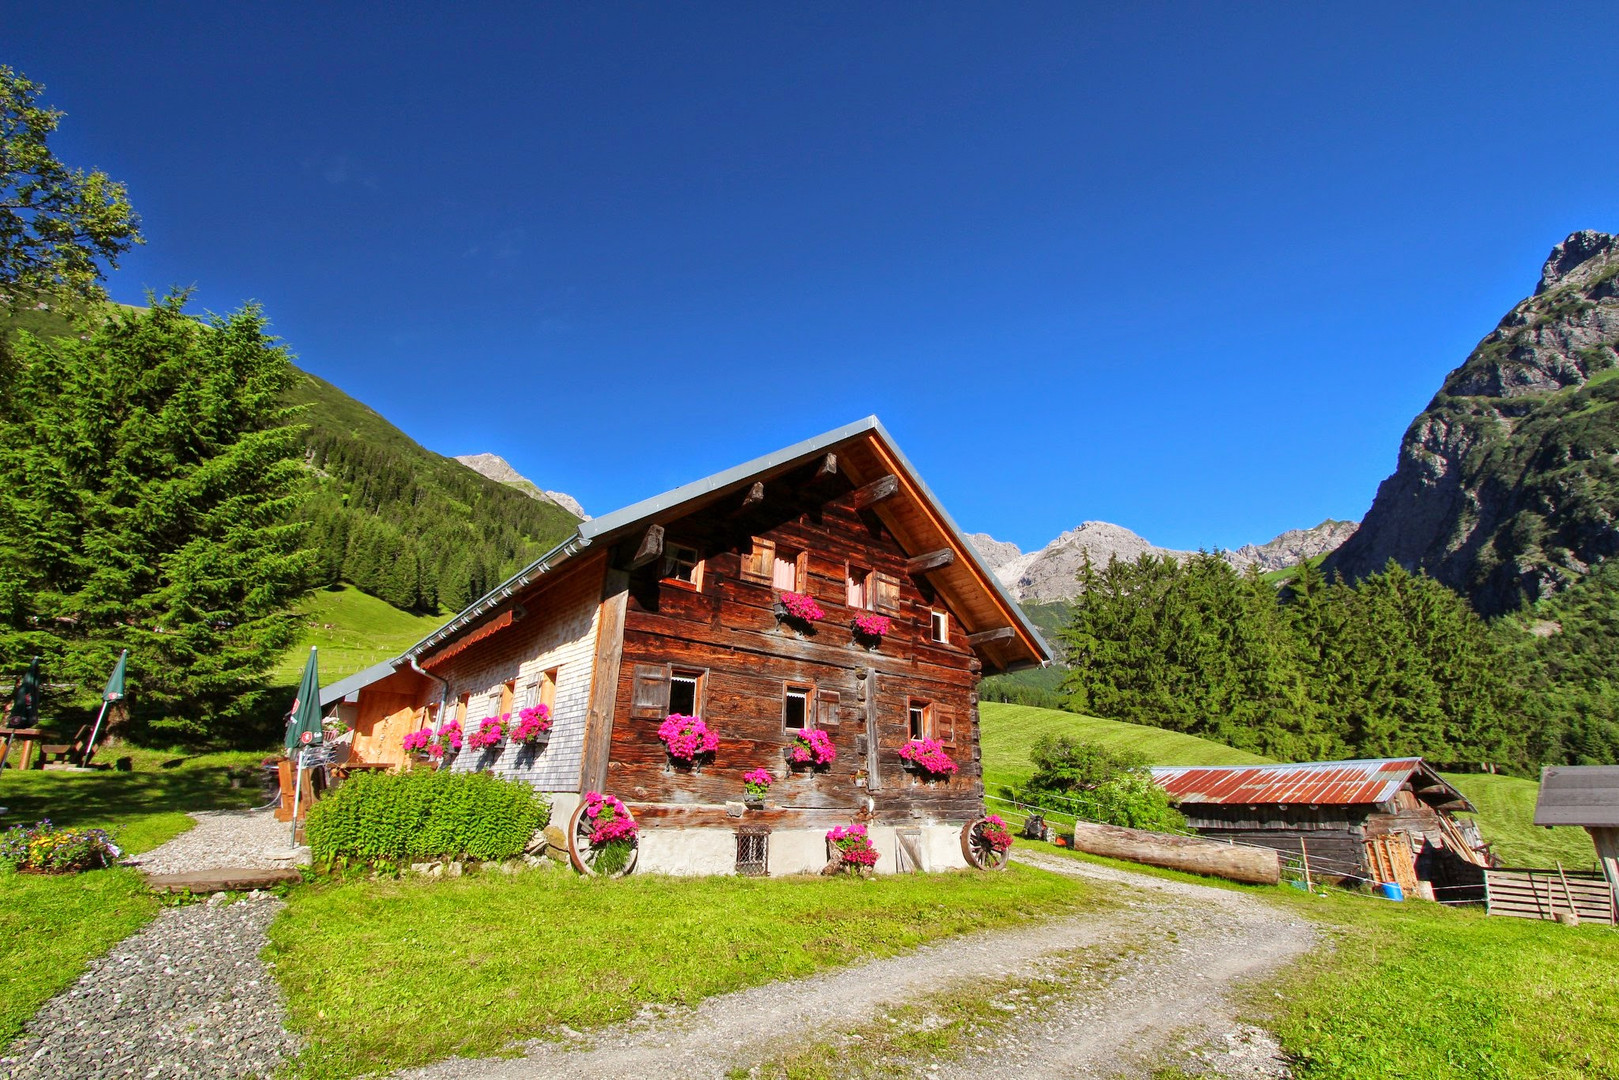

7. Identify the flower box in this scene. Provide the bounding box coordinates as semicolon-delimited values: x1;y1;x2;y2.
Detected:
826;823;878;874
785;729;836;769
898;738;958;778
659;713;718;766
850;613;890;647
742;767;773;809
775;591;825;632
512;704;553;748
468;714;509;751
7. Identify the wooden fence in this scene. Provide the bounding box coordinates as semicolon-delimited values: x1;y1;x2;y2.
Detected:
1484;868;1617;925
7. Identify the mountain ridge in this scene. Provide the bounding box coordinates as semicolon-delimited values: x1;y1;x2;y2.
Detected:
454;453;589;520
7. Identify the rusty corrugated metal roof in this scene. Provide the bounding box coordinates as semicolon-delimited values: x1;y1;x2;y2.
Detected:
1150;758;1473;811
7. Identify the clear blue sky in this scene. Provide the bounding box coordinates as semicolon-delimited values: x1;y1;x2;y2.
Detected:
8;3;1618;552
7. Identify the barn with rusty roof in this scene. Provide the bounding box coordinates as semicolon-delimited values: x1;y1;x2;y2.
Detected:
1151;758;1494;898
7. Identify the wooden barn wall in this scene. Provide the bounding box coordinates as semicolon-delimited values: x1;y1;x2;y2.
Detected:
609;476;984;829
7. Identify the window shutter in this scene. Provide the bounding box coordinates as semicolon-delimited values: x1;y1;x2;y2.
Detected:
817;690;841;726
936;704;957;749
873;572;901;614
741;538;774;583
630;664;671;718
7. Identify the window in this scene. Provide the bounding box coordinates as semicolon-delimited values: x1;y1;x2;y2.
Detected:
784;685;812;730
772;547;802;591
908;700;932;740
663;544;701;585
741;537;775;583
539;668;558;711
499;679;516;715
735;827;770;876
669;669;703;716
846;564;872;609
929;610;948;643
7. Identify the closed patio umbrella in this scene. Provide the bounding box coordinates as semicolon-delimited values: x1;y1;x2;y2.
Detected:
284;648;322;843
84;649;128;764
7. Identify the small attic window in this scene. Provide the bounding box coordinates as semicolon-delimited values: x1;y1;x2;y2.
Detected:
663;544;701;585
929;610;948;643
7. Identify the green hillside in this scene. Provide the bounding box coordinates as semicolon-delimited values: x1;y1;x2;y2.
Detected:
1443;772;1596;870
269;585;448;688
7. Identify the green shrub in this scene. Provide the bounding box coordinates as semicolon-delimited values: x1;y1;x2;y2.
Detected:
305;768;550;865
1020;734;1186;832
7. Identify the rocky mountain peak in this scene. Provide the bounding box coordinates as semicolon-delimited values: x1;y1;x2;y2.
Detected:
1536;230;1619;296
455;453;588;520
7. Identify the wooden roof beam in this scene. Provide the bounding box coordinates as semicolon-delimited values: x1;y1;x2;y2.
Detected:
816;452;839;479
966;626;1017;648
905;548;956;575
851;474;899;510
626;523;665;570
740;481;765;510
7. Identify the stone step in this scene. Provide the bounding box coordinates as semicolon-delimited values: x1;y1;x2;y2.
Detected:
142;867;303;894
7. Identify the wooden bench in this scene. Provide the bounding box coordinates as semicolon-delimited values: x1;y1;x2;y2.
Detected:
37;725;91;767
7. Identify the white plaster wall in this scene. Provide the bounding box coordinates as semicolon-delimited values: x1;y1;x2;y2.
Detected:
446;568;599;792
637;827;738;876
628;824;970;877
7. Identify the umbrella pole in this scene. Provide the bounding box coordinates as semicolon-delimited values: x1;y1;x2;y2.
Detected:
289;747;304;846
85;699;112;764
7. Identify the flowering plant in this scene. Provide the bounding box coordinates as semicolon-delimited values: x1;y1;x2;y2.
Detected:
582;791;638;845
899;738;958;776
1;820;122;873
428;719;463;759
826;823;878;870
658;714;719;762
787;728;837;767
778;591;826;622
981;814;1015;853
402;728;433;755
469;714;509;750
742;768;774;798
851;613;891;638
513;704;552;744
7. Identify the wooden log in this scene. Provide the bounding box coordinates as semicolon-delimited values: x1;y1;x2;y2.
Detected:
905;548;956;575
851;474;899;510
816;453;839;478
965;626;1016;648
145;868;303;894
1066;821;1281;885
627;524;665;570
741;481;765;509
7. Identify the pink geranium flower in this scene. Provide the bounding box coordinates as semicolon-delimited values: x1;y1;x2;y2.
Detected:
787;728;836;767
899;738;958;776
658;714;719;761
778;591;826;622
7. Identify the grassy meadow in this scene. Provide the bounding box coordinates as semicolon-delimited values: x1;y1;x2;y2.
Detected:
268;583;447;688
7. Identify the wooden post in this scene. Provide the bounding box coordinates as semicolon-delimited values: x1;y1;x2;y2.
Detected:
1556;861;1581;926
1300;838;1312;892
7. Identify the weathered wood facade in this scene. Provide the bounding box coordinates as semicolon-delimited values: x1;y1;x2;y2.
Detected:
320;418;1048;876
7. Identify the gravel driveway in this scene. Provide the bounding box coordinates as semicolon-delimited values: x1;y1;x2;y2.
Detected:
394;851;1316;1080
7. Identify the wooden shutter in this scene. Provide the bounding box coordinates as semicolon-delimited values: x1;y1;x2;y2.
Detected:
873;571;901;614
740;538;775;583
630;664;671;718
817;689;841;727
936;704;956;750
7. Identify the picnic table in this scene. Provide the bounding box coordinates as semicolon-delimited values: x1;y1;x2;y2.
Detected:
0;728;46;770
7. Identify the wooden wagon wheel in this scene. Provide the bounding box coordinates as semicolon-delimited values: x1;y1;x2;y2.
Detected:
567;797;639;878
961;817;1010;871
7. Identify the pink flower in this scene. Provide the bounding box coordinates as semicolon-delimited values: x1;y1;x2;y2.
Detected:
430;719;464;757
778;591;826;622
583;791;639;845
899;738;958;776
742;768;773;797
469;714;509;749
981;814;1014;853
513;704;552;744
658;714;719;762
827;823;879;868
787;728;837;767
852;613;891;638
403;729;433;754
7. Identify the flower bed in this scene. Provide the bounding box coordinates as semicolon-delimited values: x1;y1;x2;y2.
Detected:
0;820;122;873
777;591;825;622
658;714;718;763
851;613;891;640
786;728;837;768
469;715;509;751
512;704;552;745
826;823;878;872
899;738;958;777
742;768;773;800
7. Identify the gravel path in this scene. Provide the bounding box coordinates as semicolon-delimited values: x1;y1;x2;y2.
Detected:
394;851;1316;1080
125;808;309;875
0;895;299;1080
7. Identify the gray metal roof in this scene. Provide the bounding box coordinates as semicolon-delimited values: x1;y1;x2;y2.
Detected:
319;659;399;708
1534;765;1619;828
319;416;1050;701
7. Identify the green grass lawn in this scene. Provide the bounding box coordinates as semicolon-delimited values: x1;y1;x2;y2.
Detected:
1444;772;1598;871
977;701;1273;795
1024;840;1619;1080
0;749;266;1047
268;583;447;688
268;864;1107;1078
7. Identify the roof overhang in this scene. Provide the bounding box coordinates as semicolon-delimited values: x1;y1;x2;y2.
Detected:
1534;765;1619;828
320;416;1049;702
1151;758;1475;813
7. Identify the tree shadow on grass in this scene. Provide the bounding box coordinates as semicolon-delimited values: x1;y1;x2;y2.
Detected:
0;758;264;834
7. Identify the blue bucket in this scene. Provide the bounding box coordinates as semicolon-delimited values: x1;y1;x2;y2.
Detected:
1378;882;1404;901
